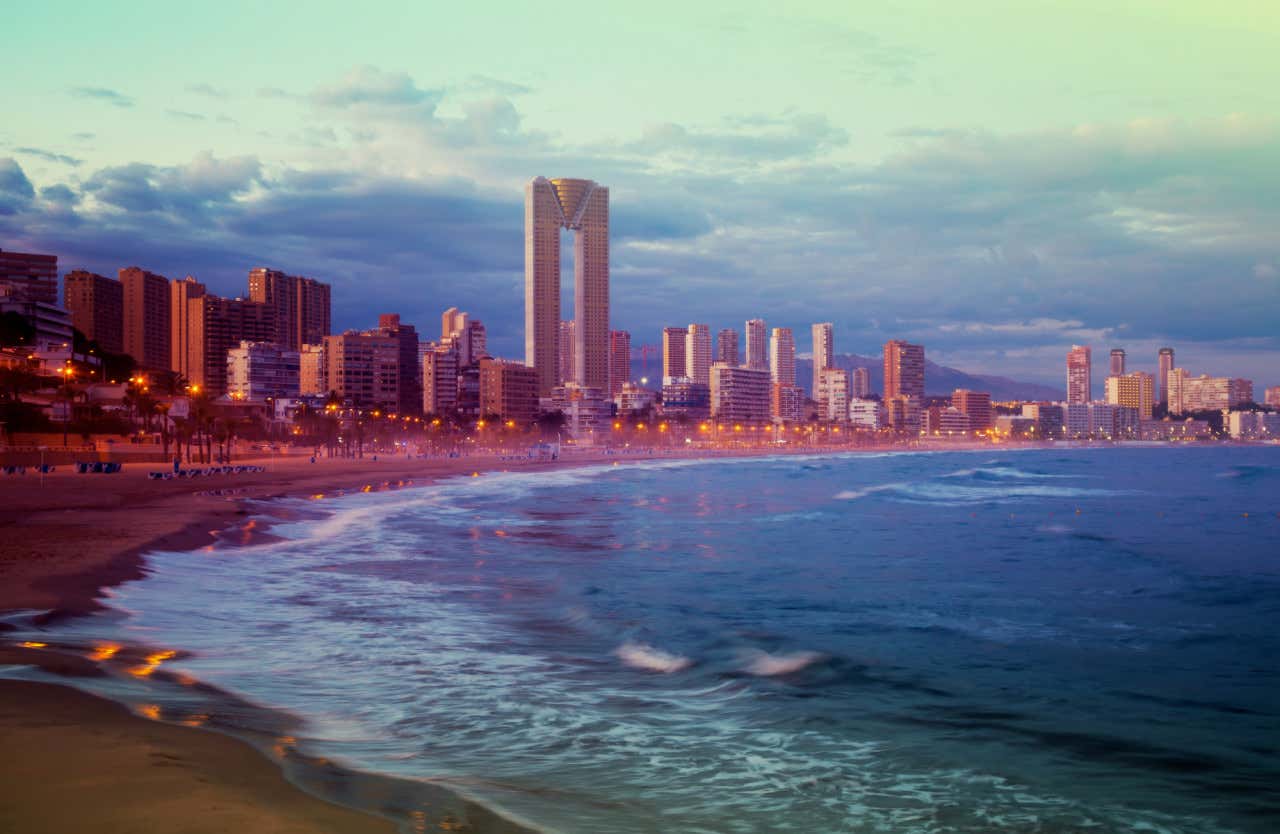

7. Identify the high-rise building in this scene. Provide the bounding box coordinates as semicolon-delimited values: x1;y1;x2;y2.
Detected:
812;322;834;396
609;330;631;397
952;389;993;430
662;326;687;382
745;319;767;370
686;324;712;386
377;314;422;415
711;364;771;424
186;294;275;396
815;367;850;422
479;358;540;424
558;320;576;386
851;367;870;399
120;267;172;369
226;341;301;400
300;343;327;395
1109;348;1126;377
169;276;206;377
63;269;123;353
247;268;331;351
716;328;739;367
0;249;58;305
324;331;399;410
770;327;795;386
883;340;925;400
422;344;459;416
1158;347;1175;405
1265;386;1280;408
525;177;609;395
441;308;466;341
771;383;804;423
1066;344;1092;404
1105;371;1155;419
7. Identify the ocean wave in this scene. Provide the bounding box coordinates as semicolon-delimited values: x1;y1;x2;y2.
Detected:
741;650;825;676
837;481;1121;504
614;642;693;673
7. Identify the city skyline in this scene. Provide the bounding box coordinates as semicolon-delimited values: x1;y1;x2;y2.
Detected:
3;3;1277;387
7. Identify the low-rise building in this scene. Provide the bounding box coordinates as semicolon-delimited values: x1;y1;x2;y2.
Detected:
770;382;804;423
711;363;771;424
548;382;611;440
662;378;711;420
1021;402;1064;439
479;358;539;425
848;398;884;429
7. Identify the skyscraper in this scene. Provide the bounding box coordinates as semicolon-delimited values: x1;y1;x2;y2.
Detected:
248;268;331;350
169;276;206;377
770;327;796;386
662;326;687;381
1158;347;1175;405
186;294;275;396
609;330;631;397
378;314;421;415
883;340;925;400
745;319;767;370
0;249;58;305
525;176;609;395
1109;348;1126;377
812;322;834;396
716;328;739;367
1066;344;1092;404
120;266;172;369
686;324;712;386
63;270;123;354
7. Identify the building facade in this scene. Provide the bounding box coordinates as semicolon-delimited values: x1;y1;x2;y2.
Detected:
851;366;870;399
186;295;275;396
711;364;771;424
716;328;739;367
479;358;540;424
378;313;421;415
1066;344;1092;405
608;330;631;397
0;249;58;305
1105;371;1155;419
771;383;804;423
226;341;301;400
324;331;400;411
63;269;123;353
1158;347;1175;405
812;322;834;397
169;276;206;377
815;367;850;422
247;268;331;351
686;324;712;386
299;343;327;395
422;344;459;415
744;319;767;370
661;379;711;420
662;326;687;382
883;340;925;400
952;389;992;431
770;327;796;387
1109;348;1126;377
120;267;172;369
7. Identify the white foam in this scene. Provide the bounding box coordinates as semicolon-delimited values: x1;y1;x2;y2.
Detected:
615;641;693;673
742;650;824;676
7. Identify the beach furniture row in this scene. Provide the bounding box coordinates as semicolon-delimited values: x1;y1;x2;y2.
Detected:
148;464;267;480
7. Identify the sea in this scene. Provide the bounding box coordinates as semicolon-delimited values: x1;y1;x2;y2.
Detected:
6;446;1280;833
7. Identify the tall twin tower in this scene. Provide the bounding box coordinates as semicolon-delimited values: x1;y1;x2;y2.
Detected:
525;176;609;395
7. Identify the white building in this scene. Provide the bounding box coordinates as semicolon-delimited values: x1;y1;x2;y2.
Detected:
685;323;712;386
815;367;850;422
1227;411;1280;440
848;398;884;429
548;383;612;441
226;341;300;400
711;363;771;423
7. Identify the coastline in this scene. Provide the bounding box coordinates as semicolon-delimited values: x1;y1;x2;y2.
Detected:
0;439;1021;832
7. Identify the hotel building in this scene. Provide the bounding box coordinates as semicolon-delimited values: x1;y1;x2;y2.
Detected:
247;268;331;351
812;322;833;396
661;379;711;420
851;367;870;399
662;326;687;382
1105;371;1155;419
378;314;421;415
422;344;459;415
609;330;631;397
324;331;400;411
711;363;771;424
169;276;206;376
848;398;884;429
1265;386;1280;408
716;328;739;367
952;389;993;430
771;383;804;423
300;343;327;395
815;367;850;422
525;177;609;395
186;294;275;396
1157;347;1175;405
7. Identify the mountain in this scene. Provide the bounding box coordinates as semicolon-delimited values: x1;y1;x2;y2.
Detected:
628;353;1062;402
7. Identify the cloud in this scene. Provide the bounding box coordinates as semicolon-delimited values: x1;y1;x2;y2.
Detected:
186;83;228;99
166;109;207;122
257;86;300;100
312;65;440;115
624;113;849;165
0;158;35;215
14;147;82;166
40;184;79;206
456;75;533;97
70;86;134;108
80;152;261;216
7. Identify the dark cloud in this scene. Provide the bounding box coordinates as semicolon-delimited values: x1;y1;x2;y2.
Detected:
70;86;134;108
0;158;35;215
81;153;261;216
40;184;79;206
14;147;82;166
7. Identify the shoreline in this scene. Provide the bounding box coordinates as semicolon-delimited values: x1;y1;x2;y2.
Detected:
0;439;1094;832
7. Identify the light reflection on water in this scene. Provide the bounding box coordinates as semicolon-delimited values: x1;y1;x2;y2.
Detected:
9;449;1280;833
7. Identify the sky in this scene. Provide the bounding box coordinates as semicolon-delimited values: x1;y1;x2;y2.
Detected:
3;0;1278;389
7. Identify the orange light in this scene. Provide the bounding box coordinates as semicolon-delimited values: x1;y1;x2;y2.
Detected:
89;642;121;661
137;704;162;720
20;641;47;649
128;649;176;678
